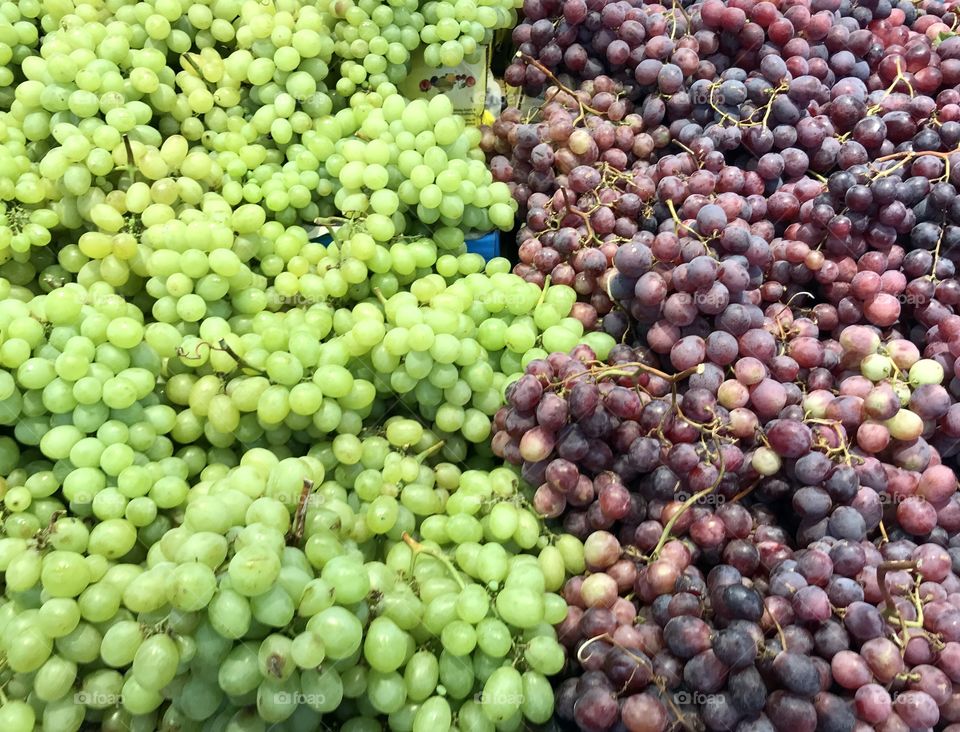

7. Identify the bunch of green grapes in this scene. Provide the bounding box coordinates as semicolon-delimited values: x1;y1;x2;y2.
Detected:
324;0;424;94
315;93;517;234
0;281;222;541
166;263;613;447
263;222;473;311
173;1;338;140
326;0;517;91
419;0;517;68
0;0;342;275
0;421;582;732
63;187;313;327
0;0;41;110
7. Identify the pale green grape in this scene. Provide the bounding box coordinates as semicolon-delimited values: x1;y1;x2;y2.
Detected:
131;633;180;691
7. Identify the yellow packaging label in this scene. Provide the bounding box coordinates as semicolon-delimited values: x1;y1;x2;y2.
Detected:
400;45;492;125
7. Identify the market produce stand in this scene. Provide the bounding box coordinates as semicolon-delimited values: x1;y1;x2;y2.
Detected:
0;1;958;731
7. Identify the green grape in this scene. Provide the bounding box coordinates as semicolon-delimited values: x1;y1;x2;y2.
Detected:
294;667;338;714
403;650;439;702
166;562;217;612
0;701;35;732
413;695;451;732
229;545;281;597
476;617;513;658
34;654;77;702
77;582;121;623
437;649;474;699
6;624;53;672
5;548;41;592
364;616;408;672
100;620;144;667
307;606;362;659
909;358;945;386
367;669;407;714
37;598;82;638
520;670;554;723
479;666;523;723
251;585;296;627
454;700;495;732
291;630;326;669
131;632;179;691
257;633;296;682
440;619;477;656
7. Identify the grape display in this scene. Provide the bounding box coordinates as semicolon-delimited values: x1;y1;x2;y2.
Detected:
5;0;960;731
483;0;960;729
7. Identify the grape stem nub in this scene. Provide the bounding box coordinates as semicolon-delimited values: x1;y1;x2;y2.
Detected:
401;532;466;591
286;479;314;546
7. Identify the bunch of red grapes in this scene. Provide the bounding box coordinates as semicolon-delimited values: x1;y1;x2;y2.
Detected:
485;0;960;341
488;0;960;729
496;327;960;730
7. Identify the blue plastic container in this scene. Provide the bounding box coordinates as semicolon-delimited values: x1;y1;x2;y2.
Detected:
466;230;500;261
311;226;501;262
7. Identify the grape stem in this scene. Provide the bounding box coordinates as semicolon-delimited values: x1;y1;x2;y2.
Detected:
315;216;352;226
535;275;551;308
122;134;137;177
286;479;314;546
578;634;697;731
559;190;598;246
401;532;466;591
877;520;889;545
216;338;264;376
577;632;654;674
34;509;66;550
647;474;723;563
518;54;601;117
176;340;212;361
550;361;703;391
770;612;788;651
415;440;445;462
730;477;761;503
182;54;217;93
664;199;706;243
877;560;925;650
867;60;914;115
877;561;918;607
672;140;699;160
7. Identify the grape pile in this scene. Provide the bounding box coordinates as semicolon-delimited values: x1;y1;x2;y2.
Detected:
10;0;960;729
494;330;960;730
162;261;619;450
0;0;518;337
0;411;582;731
0;1;592;731
317;94;517;233
482;0;960;727
485;0;960;334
